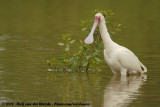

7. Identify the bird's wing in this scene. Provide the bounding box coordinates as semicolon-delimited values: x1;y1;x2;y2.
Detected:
116;46;142;71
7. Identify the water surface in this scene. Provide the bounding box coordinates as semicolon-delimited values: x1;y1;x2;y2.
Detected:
0;0;160;107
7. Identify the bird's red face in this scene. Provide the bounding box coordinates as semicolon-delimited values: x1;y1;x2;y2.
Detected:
95;16;101;23
84;15;101;45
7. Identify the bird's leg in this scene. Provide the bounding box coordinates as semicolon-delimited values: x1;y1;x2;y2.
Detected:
120;69;127;76
120;75;127;82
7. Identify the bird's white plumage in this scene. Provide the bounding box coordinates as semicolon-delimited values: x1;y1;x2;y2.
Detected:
104;46;146;75
85;13;147;76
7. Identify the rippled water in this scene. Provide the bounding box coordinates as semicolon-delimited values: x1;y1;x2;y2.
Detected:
0;0;160;107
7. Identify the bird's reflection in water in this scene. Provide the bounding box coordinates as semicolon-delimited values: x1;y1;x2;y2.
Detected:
103;74;147;107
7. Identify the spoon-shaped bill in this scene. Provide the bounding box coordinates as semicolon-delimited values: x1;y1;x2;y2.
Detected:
84;19;99;44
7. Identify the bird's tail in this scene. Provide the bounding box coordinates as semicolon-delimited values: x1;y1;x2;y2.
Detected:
139;61;147;73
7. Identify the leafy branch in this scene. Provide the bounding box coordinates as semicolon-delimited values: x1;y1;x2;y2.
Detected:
47;9;121;72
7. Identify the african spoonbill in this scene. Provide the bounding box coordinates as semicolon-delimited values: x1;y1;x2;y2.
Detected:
84;13;147;76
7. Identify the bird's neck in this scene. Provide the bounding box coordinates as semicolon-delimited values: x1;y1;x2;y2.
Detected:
99;20;115;50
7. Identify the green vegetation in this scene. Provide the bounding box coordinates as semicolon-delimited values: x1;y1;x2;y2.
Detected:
47;9;121;72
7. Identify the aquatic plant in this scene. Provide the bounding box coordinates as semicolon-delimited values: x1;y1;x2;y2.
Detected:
47;9;121;72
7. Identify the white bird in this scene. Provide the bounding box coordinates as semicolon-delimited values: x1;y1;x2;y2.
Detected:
84;13;147;76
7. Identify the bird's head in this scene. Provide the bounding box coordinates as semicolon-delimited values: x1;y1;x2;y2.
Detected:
84;13;104;45
95;13;105;23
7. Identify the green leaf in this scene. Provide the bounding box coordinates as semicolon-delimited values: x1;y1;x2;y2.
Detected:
96;45;104;49
117;24;121;27
47;60;50;64
93;51;99;57
58;42;64;46
52;58;56;62
111;32;116;35
65;44;69;51
82;62;88;66
115;28;121;31
58;57;66;60
80;40;83;44
86;55;91;60
62;35;66;40
64;59;68;63
82;28;87;31
72;61;78;66
68;38;70;41
79;46;83;50
106;21;111;25
69;40;75;44
94;57;101;62
95;49;99;53
69;57;74;62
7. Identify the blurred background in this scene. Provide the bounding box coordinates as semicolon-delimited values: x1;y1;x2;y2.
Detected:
0;0;160;107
